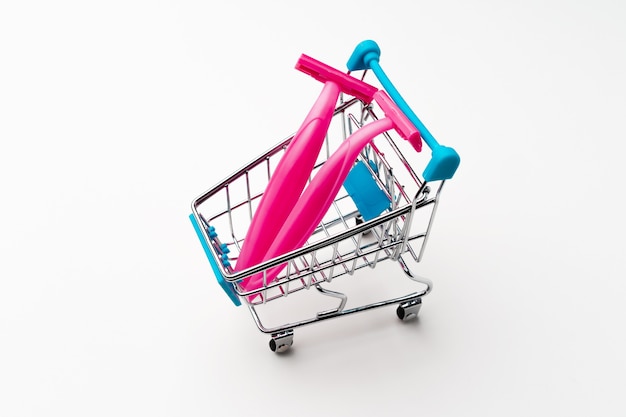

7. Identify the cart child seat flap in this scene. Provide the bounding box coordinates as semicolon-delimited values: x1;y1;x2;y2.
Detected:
343;160;390;221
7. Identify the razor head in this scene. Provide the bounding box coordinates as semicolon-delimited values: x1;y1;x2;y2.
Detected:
295;54;378;103
374;90;422;152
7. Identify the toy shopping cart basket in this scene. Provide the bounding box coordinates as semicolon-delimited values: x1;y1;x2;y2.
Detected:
189;41;459;353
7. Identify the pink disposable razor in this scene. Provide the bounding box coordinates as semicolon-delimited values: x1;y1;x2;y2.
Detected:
235;55;378;286
240;90;421;293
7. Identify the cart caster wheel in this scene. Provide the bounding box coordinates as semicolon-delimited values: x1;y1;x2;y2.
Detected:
269;330;294;353
397;298;422;321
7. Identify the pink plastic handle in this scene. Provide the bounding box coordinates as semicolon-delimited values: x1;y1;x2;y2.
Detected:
235;56;383;287
240;91;420;293
235;81;340;280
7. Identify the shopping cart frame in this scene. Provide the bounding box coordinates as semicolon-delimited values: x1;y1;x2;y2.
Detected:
190;90;448;352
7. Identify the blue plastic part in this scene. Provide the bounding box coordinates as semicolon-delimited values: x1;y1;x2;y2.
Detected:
346;40;381;72
343;160;391;221
189;214;241;306
347;40;460;181
422;145;460;182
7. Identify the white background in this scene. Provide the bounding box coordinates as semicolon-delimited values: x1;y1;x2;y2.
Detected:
2;1;625;416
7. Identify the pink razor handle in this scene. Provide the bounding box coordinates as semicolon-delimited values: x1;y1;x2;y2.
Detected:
235;55;378;290
241;90;421;293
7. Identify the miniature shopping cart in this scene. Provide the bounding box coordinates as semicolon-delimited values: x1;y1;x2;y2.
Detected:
189;41;459;353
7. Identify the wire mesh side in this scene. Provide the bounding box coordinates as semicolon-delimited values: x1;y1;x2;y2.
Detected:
191;94;442;306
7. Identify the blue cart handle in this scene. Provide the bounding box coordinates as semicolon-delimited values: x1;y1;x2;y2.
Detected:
347;40;460;182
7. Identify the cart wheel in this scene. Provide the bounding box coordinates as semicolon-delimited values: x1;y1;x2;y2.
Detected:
269;330;294;353
396;298;422;321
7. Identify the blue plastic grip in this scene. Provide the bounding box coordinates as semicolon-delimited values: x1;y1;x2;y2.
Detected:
189;214;241;306
347;40;460;182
